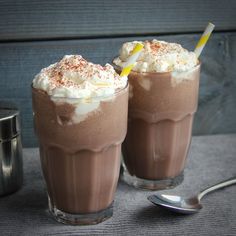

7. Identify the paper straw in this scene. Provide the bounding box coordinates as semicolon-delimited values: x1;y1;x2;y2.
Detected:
194;22;215;58
120;43;144;77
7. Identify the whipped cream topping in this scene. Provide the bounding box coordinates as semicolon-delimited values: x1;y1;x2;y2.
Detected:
33;55;127;98
113;39;198;73
33;55;127;124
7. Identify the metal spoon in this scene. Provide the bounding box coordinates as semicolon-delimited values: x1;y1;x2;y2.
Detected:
148;177;236;214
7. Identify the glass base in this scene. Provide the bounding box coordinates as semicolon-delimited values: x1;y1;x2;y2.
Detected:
121;169;184;190
48;197;113;225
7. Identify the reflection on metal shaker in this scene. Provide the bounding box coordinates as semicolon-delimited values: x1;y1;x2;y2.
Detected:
0;104;23;196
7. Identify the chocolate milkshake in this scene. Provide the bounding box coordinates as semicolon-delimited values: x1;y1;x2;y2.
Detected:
32;55;128;224
114;40;200;190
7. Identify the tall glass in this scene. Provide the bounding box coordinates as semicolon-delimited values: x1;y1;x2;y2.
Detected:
32;84;128;225
116;64;200;190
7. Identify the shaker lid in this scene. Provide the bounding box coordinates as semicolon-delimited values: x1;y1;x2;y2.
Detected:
0;105;20;141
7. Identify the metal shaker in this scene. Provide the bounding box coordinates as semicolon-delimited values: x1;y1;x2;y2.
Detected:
0;106;23;196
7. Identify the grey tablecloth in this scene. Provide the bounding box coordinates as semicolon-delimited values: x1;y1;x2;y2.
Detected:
0;135;236;236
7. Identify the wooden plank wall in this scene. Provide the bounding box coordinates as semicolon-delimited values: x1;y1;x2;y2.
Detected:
1;0;236;40
0;0;236;147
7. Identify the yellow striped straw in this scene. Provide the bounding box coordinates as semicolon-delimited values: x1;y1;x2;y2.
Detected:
120;43;144;77
194;22;215;58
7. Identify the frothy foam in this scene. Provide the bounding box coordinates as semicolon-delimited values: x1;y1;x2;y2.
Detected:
33;55;127;124
33;55;127;98
113;40;198;73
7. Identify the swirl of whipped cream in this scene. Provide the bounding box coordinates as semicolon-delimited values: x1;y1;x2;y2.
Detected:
113;39;198;73
33;55;127;98
33;55;128;124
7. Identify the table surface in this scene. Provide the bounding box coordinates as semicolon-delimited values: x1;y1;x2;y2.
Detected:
0;134;236;236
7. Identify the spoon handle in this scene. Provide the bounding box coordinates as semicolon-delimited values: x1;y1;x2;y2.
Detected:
198;177;236;200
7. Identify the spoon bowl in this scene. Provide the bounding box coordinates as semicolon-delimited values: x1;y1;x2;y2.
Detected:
148;194;202;214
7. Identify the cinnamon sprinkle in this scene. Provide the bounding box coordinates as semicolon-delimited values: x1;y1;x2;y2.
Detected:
43;55;122;89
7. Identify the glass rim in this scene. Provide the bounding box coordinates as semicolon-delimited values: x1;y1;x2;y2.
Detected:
31;82;128;100
112;57;201;76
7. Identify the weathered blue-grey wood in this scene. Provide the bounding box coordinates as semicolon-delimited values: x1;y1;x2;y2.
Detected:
0;0;236;41
0;33;236;147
